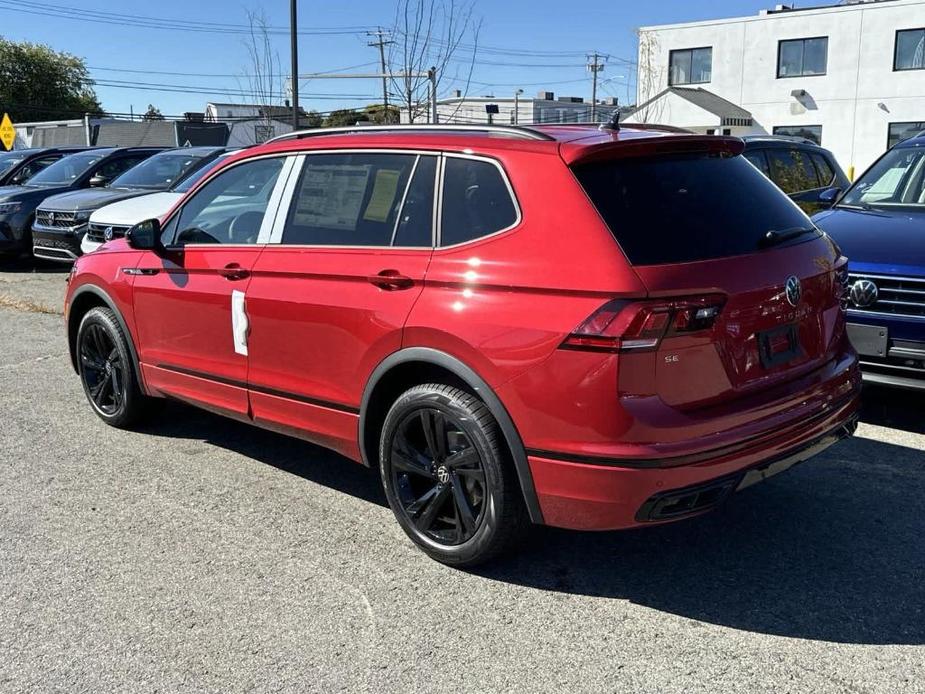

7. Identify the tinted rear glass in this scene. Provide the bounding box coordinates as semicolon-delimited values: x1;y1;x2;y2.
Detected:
574;153;812;265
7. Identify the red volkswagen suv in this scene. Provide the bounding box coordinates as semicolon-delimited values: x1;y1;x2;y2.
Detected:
64;124;860;566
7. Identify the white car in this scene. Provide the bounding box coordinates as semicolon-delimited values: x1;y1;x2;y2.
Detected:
81;151;237;254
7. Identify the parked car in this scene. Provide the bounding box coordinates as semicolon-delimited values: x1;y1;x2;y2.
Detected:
0;146;93;187
81;150;238;255
34;147;227;262
64;124;860;566
812;133;925;390
0;147;164;260
741;136;849;215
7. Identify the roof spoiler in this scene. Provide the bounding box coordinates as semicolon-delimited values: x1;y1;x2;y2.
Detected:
561;135;745;166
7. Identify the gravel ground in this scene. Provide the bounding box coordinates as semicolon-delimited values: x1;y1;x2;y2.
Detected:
1;265;923;693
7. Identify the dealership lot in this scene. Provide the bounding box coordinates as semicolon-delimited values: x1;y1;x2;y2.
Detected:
1;265;923;693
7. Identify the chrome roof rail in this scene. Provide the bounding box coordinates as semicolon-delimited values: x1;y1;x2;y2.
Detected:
265;123;556;144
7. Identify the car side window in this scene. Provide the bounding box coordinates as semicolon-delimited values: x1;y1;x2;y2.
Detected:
743;151;770;177
767;148;819;193
810;152;835;186
440;157;518;247
97;155;148;181
17;155;61;181
170;157;285;245
281;152;427;247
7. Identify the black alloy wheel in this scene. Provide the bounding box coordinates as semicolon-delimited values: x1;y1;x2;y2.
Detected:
391;407;487;545
80;322;126;416
76;306;147;428
380;384;529;566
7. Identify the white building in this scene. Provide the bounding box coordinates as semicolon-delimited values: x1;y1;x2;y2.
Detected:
400;91;622;126
625;0;925;176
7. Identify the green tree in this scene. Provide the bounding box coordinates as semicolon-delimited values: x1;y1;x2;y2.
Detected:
142;104;164;121
323;108;369;127
0;39;102;122
301;110;323;128
364;104;400;124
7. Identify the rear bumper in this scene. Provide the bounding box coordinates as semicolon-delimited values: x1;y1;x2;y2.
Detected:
528;387;860;530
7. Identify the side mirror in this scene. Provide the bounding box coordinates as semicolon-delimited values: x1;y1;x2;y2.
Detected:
125;218;163;252
818;187;840;207
88;174;109;188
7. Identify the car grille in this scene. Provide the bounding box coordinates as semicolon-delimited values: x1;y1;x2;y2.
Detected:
35;209;80;228
847;273;925;318
86;222;131;243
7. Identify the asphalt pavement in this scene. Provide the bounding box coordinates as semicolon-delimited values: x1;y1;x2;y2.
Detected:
1;264;923;693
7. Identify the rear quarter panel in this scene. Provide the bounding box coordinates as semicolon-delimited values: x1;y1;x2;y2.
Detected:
404;148;645;388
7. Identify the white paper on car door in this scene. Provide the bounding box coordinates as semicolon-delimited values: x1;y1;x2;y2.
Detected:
231;289;249;356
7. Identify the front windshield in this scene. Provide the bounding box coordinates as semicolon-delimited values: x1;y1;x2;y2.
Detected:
27;151;105;186
841;146;925;208
171;153;229;193
111;150;211;190
0;151;26;175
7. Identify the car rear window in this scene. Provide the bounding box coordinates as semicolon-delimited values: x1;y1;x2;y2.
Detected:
573;153;812;266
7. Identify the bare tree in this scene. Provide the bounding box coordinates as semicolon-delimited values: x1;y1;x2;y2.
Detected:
634;29;666;124
239;9;284;136
387;0;482;124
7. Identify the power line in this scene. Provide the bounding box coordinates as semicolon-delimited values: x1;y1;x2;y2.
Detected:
0;0;374;36
87;62;379;80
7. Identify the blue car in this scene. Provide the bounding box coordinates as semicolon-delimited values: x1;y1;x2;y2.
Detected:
813;133;925;390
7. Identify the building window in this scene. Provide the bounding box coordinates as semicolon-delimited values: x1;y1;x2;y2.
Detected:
895;29;925;71
772;125;823;145
669;47;712;86
777;37;828;78
888;122;925;149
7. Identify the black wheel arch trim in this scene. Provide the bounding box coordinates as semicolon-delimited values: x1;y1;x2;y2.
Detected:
68;284;142;388
360;347;544;525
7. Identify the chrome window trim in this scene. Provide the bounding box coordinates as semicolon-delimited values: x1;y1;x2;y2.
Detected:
267;154;304;244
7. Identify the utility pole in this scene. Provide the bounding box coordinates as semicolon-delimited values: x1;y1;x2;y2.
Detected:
587;52;606;122
290;0;299;129
428;67;438;124
367;28;394;123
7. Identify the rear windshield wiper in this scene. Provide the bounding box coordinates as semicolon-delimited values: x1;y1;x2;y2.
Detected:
759;226;818;249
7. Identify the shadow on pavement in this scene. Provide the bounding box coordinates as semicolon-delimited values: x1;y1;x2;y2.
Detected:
0;256;70;274
860;383;925;435
138;394;924;646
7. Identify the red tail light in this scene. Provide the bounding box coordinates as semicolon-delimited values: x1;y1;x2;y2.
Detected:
562;296;726;353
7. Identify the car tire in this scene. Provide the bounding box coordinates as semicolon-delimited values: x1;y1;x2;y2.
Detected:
380;383;529;567
76;306;146;429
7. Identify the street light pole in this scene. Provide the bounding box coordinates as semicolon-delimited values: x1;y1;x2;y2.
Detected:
514;88;523;124
290;0;299;129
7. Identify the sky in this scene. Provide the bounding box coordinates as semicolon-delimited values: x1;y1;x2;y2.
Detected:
1;0;781;119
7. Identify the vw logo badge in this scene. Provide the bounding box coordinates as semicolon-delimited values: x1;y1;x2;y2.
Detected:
104;226;114;242
785;276;802;307
436;465;450;484
850;279;879;308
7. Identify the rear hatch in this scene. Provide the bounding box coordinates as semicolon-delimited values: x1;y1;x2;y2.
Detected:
569;138;846;408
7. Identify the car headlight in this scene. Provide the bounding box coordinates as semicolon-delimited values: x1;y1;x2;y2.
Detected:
0;202;22;215
74;210;92;224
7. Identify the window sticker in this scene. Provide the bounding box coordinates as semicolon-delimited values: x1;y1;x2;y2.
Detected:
294;165;370;230
363;169;402;223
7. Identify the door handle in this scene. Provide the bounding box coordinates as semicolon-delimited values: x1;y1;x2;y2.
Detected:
368;269;414;291
219;263;250;281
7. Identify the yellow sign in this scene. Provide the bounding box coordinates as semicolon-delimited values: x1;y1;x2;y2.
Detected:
0;114;14;151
